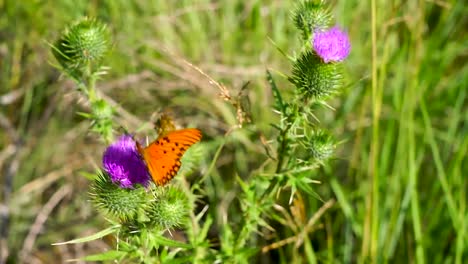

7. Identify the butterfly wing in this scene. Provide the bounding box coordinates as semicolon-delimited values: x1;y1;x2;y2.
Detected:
139;128;202;186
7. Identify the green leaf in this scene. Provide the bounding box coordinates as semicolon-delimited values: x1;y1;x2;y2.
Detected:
154;234;192;249
267;36;291;60
267;70;285;112
52;225;119;245
199;216;213;242
78;250;127;262
195;205;209;222
236;176;249;194
163;256;194;264
235;247;258;260
79;170;99;180
270;123;282;131
76;111;91;118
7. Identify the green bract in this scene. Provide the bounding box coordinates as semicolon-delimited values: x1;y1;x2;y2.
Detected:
147;187;190;230
290;51;343;100
52;18;110;78
305;129;335;163
293;1;332;40
90;171;147;221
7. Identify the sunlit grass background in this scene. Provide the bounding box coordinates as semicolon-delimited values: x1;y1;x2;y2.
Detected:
1;0;466;263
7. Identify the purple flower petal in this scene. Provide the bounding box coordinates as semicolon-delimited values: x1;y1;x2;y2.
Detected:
313;27;351;63
102;135;150;188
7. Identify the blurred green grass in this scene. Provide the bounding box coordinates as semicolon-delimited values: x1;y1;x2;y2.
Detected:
0;0;466;263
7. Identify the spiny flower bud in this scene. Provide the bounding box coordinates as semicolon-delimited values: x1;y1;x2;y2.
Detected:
293;1;332;40
290;51;343;100
147;186;190;230
90;171;147;221
52;18;110;76
307;129;335;162
92;99;114;120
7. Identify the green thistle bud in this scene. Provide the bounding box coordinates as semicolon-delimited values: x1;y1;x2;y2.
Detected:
90;171;147;221
293;1;332;40
52;18;110;77
91;98;114;120
147;186;190;230
290;51;343;100
87;99;114;142
306;129;335;162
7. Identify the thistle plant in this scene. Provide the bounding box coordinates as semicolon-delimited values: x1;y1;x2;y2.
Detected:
51;1;350;262
51;18;195;262
51;17;114;142
260;1;350;197
228;1;350;258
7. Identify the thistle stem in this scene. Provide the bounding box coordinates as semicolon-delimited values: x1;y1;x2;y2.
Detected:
86;61;97;102
275;126;289;174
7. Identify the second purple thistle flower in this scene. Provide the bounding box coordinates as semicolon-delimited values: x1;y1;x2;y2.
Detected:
312;26;351;63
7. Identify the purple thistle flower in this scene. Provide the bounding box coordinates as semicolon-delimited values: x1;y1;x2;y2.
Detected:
102;135;150;188
312;26;351;63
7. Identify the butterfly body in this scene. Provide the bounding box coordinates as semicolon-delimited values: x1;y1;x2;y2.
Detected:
137;128;202;186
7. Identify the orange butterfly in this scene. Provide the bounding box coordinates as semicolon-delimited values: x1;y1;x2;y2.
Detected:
136;115;202;186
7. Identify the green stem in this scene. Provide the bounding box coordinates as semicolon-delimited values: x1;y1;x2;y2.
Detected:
87;61;97;102
368;0;381;260
275;124;290;174
275;103;300;174
260;113;294;200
